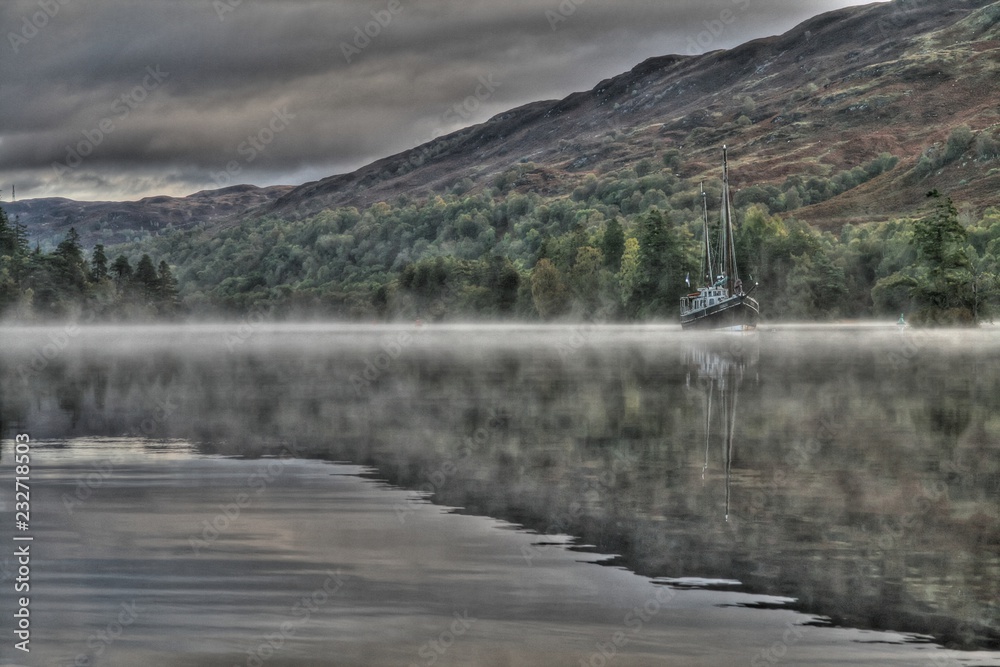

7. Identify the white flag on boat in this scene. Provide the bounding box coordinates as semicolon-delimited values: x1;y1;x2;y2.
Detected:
685;273;690;287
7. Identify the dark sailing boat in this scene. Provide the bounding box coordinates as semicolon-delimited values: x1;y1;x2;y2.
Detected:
680;146;760;330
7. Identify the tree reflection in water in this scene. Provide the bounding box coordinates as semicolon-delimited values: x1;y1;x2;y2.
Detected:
1;325;997;650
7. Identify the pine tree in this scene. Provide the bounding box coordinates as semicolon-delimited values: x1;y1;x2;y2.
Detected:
12;217;28;258
53;227;89;295
483;255;520;314
910;191;975;323
632;208;694;317
134;254;159;297
0;207;28;260
111;255;133;293
601;217;625;272
0;207;18;311
618;237;640;311
157;260;180;313
0;207;15;256
90;244;109;283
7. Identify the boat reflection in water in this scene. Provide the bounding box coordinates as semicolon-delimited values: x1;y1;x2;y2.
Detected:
1;325;997;653
686;340;758;522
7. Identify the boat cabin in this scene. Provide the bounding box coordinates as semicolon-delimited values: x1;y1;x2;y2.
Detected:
681;285;730;315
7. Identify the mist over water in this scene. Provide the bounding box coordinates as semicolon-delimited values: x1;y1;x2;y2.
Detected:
1;323;998;665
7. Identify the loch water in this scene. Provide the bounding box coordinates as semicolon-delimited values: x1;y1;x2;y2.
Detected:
0;324;998;666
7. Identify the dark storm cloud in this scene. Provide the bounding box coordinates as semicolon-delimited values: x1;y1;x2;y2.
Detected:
0;0;883;200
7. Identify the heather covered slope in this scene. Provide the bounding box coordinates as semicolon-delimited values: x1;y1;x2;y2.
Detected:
11;0;1000;243
262;0;1000;227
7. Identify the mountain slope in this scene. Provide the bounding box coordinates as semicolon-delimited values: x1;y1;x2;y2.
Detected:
8;0;1000;245
262;0;1000;228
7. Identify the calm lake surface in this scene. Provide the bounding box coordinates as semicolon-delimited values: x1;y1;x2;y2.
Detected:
0;323;998;666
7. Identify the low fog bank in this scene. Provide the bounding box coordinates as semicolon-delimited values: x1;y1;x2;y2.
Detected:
1;320;997;362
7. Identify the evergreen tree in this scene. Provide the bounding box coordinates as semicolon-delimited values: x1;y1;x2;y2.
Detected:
632;209;695;318
909;191;975;323
371;284;389;317
134;254;160;297
54;227;83;262
569;246;603;312
53;227;89;297
634;209;671;308
0;207;29;262
483;255;520;314
0;207;15;256
784;249;848;319
157;260;180;313
600;217;625;272
0;207;18;312
111;255;133;293
618;237;640;312
90;244;109;283
12;217;29;258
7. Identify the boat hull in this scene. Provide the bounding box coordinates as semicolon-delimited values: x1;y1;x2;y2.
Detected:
680;295;759;331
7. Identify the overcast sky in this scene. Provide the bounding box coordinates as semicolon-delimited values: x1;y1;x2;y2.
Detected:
0;0;885;202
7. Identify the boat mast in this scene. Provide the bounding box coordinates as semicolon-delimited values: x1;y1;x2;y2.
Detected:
701;181;713;287
721;146;740;294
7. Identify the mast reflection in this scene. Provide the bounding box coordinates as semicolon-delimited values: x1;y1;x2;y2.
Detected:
687;337;758;522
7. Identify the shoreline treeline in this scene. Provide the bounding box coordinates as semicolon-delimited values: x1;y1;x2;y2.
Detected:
0;208;180;320
2;160;997;324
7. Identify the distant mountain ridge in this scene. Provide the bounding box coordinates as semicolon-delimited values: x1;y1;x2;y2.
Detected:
7;0;1000;246
3;185;292;249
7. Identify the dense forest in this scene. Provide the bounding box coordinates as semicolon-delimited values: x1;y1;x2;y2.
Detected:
0;209;180;320
1;149;998;324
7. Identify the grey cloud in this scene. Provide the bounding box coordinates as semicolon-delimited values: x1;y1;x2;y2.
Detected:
0;0;883;200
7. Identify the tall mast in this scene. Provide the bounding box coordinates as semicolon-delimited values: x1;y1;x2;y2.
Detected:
701;181;713;286
721;146;739;294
